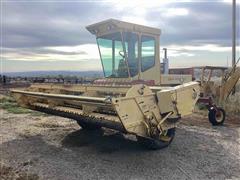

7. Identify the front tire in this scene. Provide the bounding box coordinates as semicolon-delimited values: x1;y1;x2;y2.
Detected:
136;128;175;150
208;107;226;126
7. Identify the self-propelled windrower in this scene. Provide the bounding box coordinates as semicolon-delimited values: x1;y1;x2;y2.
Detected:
11;19;200;149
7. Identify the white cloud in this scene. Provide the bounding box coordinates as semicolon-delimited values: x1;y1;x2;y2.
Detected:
163;8;189;17
108;0;170;11
46;44;99;60
167;44;240;52
121;16;148;26
4;43;238;63
222;0;240;4
3;44;100;62
166;49;195;57
107;0;189;27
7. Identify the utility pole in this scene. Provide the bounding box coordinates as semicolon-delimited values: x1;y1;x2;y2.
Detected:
232;0;236;67
232;0;236;94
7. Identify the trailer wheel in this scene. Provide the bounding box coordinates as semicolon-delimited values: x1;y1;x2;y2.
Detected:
208;107;226;126
136;128;175;150
77;121;101;130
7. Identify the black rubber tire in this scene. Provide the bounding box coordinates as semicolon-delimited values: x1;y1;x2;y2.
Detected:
208;107;226;126
136;128;176;150
77;121;102;130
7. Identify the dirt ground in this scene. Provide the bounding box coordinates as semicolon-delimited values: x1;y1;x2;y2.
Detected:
1;107;240;180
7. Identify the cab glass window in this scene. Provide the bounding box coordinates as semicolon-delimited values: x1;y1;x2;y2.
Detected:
97;32;129;78
141;35;155;71
123;32;138;77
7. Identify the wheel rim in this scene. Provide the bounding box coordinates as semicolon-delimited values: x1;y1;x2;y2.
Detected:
215;110;224;122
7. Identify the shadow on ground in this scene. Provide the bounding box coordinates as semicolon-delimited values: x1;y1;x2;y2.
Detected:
61;129;143;153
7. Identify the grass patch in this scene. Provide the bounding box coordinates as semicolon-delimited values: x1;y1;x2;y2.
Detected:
0;99;32;114
0;96;16;104
223;82;240;115
0;96;47;116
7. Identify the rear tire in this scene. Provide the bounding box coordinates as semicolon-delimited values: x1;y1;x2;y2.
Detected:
136;128;175;150
77;121;101;130
208;107;226;126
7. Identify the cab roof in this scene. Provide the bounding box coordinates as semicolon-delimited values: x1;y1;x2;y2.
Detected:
86;19;161;37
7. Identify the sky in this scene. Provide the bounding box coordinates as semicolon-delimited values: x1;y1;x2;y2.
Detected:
1;0;240;72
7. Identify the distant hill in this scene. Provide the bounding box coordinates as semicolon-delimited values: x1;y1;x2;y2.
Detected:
2;71;103;77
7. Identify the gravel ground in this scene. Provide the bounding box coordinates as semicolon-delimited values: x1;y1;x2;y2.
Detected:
0;109;240;180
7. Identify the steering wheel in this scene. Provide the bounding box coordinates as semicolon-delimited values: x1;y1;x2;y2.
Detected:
119;51;125;58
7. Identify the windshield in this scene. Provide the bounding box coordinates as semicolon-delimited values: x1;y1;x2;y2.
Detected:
97;32;129;78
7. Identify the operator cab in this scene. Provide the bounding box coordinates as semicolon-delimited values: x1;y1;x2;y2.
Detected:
86;19;161;84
